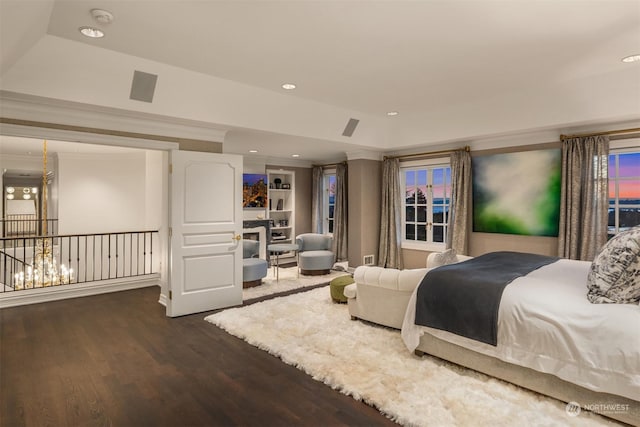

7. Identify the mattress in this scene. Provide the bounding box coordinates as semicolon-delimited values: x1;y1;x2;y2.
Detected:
401;259;640;401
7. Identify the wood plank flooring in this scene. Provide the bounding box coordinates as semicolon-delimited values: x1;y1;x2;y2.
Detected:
0;286;398;427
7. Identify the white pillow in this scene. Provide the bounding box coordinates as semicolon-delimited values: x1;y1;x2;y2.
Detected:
587;226;640;304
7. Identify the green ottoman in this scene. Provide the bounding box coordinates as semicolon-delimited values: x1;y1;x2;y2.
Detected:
330;275;355;303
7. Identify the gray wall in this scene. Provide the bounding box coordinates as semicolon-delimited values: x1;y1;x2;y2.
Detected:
292;140;563;270
347;159;381;268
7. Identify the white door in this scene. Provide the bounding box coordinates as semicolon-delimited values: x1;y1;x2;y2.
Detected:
167;150;243;317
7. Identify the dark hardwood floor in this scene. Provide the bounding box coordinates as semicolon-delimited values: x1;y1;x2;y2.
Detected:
1;286;398;427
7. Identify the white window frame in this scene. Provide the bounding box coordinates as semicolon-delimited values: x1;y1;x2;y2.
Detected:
322;169;336;235
400;158;451;251
608;139;640;237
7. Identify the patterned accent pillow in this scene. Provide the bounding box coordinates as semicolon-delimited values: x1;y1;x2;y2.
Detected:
432;248;458;267
587;226;640;304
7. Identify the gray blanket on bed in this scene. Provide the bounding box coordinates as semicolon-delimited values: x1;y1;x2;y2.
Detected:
414;251;559;346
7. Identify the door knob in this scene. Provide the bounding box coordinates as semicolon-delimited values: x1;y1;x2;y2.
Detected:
232;235;242;241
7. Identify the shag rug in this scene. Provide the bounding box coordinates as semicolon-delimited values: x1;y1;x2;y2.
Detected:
242;266;347;301
206;286;618;427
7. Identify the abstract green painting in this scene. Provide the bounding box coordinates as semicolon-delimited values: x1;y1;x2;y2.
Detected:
472;149;561;236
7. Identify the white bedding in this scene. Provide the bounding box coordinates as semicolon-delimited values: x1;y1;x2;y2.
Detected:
401;259;640;401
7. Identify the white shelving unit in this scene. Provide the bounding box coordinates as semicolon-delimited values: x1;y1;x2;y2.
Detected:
267;169;295;263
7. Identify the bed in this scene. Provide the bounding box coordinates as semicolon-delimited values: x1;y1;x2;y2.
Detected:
401;255;640;426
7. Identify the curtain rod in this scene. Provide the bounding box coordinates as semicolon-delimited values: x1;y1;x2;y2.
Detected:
383;145;470;161
312;161;347;168
560;127;640;141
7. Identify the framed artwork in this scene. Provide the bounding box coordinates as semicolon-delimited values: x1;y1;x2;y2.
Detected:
472;149;561;236
242;173;268;208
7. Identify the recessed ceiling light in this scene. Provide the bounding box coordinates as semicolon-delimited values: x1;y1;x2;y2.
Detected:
291;154;300;158
282;83;296;90
622;54;640;63
79;26;105;38
249;150;258;153
387;111;399;116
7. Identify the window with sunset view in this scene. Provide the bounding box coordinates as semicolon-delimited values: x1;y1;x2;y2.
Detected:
608;150;640;237
402;162;451;248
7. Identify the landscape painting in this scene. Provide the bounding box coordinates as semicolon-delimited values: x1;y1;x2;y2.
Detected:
473;149;561;236
242;173;268;208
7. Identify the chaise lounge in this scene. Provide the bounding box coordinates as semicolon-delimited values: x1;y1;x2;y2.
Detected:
345;251;471;329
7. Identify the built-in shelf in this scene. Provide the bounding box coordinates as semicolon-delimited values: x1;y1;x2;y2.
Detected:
267;169;295;263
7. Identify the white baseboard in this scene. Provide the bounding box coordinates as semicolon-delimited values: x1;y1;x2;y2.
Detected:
0;274;161;308
158;292;167;307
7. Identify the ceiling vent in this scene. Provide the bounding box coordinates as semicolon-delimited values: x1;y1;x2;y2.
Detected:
90;9;114;24
130;70;158;103
342;118;360;137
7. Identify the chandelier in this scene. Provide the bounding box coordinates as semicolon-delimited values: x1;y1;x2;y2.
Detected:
13;140;73;290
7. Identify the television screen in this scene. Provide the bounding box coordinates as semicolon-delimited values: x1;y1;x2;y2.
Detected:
242;173;268;208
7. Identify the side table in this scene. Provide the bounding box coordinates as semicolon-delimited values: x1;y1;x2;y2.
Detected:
267;243;299;281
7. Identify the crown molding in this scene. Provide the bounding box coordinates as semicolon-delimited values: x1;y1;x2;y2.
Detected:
264;156;313;168
0;90;228;144
0;120;179;151
345;150;382;161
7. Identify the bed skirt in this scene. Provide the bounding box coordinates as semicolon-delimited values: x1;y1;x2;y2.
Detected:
415;333;640;426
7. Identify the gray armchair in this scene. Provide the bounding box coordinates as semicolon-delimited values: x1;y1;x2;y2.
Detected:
295;233;334;275
242;240;268;288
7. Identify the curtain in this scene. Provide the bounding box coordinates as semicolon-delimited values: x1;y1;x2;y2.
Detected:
558;135;609;260
446;149;472;254
332;163;348;261
378;158;403;268
310;166;323;234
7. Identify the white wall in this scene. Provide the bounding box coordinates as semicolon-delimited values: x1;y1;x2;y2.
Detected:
57;152;148;234
145;150;164;229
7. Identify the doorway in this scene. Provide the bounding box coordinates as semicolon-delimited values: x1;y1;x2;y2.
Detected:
0;134;171;304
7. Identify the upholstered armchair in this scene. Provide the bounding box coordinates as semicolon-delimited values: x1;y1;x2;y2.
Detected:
242;240;268;288
295;233;335;275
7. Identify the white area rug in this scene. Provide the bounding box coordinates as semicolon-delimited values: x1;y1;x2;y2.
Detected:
206;287;618;427
242;266;346;300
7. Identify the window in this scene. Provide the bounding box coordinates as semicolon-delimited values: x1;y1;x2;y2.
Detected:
323;172;336;234
402;161;451;249
608;149;640;238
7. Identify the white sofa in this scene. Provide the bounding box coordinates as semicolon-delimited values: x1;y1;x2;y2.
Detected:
345;252;472;329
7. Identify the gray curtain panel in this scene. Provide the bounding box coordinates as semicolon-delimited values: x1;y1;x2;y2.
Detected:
558;135;609;260
378;158;403;269
311;166;323;234
332;163;348;261
446;149;472;254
